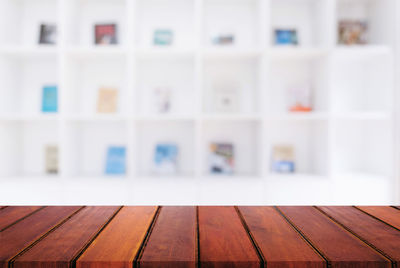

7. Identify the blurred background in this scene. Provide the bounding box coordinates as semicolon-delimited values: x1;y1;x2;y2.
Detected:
0;0;398;205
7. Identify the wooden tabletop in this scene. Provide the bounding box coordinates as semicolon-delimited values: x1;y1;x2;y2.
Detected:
0;206;399;268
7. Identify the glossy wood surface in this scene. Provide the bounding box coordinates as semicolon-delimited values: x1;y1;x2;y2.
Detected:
198;206;260;268
1;206;399;268
139;206;197;268
0;206;42;231
12;206;120;268
318;206;400;266
357;206;400;230
239;206;325;268
0;206;82;268
77;206;157;268
278;206;390;268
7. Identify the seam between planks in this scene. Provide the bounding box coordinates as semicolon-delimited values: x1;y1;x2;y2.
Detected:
70;206;124;268
234;206;265;268
274;207;331;268
8;206;86;268
354;206;400;232
134;206;162;268
196;206;200;268
314;206;396;268
1;206;46;232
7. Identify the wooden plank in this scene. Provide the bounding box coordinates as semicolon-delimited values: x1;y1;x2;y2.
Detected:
198;206;261;268
139;206;197;268
76;206;157;268
238;206;325;268
0;206;43;231
318;206;400;266
12;206;120;268
357;206;400;230
278;206;390;268
0;206;82;268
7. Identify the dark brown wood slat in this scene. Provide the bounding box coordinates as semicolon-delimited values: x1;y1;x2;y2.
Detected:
0;206;43;231
139;206;197;268
0;206;82;268
239;206;325;268
278;206;390;268
318;206;400;266
198;206;261;268
0;207;6;210
76;206;157;268
12;206;120;268
357;206;400;230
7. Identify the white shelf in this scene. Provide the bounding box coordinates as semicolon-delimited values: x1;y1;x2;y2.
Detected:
0;0;397;204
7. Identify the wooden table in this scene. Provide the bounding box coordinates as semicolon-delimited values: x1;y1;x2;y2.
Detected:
1;206;399;268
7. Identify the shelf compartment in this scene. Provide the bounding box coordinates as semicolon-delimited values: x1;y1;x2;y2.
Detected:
64;121;128;177
331;54;393;113
0;54;58;116
201;120;261;177
136;57;195;116
0;121;59;177
203;57;260;115
332;120;393;179
204;0;260;49
266;120;329;176
136;121;195;177
270;0;330;48
135;0;195;49
336;0;395;46
267;56;329;115
0;0;58;46
65;54;128;116
65;0;126;46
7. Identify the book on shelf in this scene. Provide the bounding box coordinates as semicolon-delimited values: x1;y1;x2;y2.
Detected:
287;84;312;112
271;145;295;173
39;23;57;45
45;145;58;174
209;143;234;175
153;29;173;46
153;143;178;175
105;146;126;175
42;85;58;113
274;29;298;46
154;87;172;113
96;87;118;114
212;31;235;45
338;20;368;45
95;23;118;45
213;79;240;113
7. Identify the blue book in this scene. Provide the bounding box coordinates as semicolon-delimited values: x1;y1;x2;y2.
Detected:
275;29;298;45
153;143;178;175
42;85;58;113
105;146;126;175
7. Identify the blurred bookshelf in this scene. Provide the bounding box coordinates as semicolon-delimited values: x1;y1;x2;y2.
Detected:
0;0;398;204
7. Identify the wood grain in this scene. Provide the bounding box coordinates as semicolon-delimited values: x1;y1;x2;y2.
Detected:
278;206;390;268
198;206;260;268
139;206;197;268
0;206;43;231
239;206;325;268
76;206;157;268
0;206;82;268
12;206;120;268
318;206;400;266
357;206;400;230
